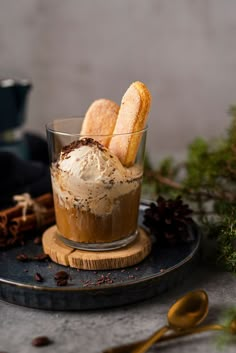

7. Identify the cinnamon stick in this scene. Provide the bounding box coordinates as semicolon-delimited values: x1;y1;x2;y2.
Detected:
0;213;7;226
9;207;55;237
0;193;54;225
0;223;8;237
34;193;54;209
0;193;55;249
0;204;22;222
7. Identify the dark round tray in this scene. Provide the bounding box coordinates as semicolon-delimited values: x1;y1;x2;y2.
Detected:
0;202;201;311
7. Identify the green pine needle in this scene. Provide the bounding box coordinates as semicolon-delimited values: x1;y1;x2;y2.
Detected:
143;105;236;272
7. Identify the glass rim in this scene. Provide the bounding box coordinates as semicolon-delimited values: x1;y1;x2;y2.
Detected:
46;117;148;138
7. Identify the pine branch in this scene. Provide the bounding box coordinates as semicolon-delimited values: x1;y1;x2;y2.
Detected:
143;105;236;272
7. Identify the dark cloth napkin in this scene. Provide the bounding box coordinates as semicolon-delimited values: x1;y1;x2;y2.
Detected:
0;133;52;210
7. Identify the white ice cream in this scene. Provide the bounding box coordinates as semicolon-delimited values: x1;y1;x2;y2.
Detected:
51;139;142;215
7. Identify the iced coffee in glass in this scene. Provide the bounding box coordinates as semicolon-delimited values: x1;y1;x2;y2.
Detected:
46;81;151;251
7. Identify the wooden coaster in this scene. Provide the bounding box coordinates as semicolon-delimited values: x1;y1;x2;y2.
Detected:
42;225;152;270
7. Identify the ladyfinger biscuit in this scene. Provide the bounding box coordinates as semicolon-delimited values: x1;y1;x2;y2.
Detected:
81;99;119;147
109;81;151;166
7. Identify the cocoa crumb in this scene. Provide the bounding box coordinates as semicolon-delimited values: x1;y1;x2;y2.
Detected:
34;272;44;282
84;279;91;284
34;236;42;245
83;283;91;287
16;254;29;262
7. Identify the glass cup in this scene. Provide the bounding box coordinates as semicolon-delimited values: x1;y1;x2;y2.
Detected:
46;117;147;251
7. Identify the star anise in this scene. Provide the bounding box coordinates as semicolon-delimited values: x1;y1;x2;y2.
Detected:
143;196;194;246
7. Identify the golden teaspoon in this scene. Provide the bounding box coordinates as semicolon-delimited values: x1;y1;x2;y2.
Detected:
103;289;209;353
102;319;236;353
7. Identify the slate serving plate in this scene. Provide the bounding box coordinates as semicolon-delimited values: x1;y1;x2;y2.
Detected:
0;202;201;311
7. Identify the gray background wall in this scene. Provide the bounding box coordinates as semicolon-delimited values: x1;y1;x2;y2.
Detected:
1;0;236;165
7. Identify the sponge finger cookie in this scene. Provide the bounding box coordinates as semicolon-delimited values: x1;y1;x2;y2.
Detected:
81;99;119;147
109;81;151;166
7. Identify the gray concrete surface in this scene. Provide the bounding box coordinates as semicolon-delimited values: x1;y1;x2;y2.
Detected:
0;264;235;353
1;1;236;164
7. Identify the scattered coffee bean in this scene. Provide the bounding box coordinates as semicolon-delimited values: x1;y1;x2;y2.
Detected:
56;279;68;286
16;253;50;262
16;254;29;262
34;272;44;282
54;271;69;280
33;253;50;261
31;336;52;347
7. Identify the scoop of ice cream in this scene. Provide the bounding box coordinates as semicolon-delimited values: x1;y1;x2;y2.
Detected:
52;138;142;215
58;138;129;183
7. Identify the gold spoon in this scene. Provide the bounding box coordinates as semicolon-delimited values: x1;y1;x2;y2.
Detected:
103;289;209;353
103;318;236;353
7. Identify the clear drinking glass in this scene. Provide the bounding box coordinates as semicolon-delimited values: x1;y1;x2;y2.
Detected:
46;117;147;251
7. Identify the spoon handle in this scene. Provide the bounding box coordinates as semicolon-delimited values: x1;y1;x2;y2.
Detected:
102;324;223;353
127;325;169;353
166;323;223;340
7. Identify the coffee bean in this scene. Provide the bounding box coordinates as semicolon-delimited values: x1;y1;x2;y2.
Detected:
54;271;69;280
56;279;68;286
34;272;44;282
33;253;50;261
31;336;52;347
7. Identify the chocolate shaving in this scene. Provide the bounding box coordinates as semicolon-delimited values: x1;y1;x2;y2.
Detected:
61;138;106;159
34;272;44;282
16;254;29;262
34;236;42;245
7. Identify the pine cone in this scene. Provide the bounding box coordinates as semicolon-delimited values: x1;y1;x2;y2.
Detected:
143;196;194;246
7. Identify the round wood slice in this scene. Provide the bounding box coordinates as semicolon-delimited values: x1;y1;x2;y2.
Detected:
42;225;152;270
